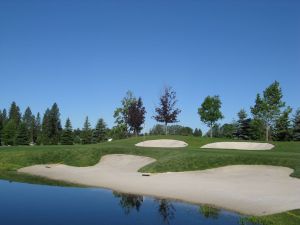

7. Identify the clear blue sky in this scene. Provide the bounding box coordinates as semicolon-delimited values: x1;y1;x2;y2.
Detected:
0;0;299;132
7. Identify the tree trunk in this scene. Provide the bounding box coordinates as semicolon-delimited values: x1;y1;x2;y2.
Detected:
210;124;213;138
165;122;168;135
266;125;269;142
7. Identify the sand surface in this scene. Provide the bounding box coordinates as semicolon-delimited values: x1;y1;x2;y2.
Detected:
19;154;300;216
201;142;274;150
135;139;188;148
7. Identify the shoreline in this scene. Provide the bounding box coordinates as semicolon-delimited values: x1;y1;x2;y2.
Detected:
18;154;300;216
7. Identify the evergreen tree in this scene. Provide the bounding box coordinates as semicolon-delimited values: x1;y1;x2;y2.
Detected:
193;128;202;137
15;123;30;145
22;107;34;143
61;118;74;145
2;109;8;125
42;108;51;145
2;120;17;145
153;86;181;135
235;109;251;140
49;103;62;144
0;110;4;145
249;119;265;140
8;101;21;126
198;95;224;138
293;109;300;141
127;97;146;136
34;113;42;144
220;123;237;138
81;116;92;144
92;118;108;143
251;81;285;141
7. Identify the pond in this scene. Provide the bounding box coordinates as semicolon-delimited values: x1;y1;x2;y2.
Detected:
0;180;245;225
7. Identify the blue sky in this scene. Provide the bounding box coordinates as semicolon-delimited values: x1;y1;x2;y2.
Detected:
0;0;299;132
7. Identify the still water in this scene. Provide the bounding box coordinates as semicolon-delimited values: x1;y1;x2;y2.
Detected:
0;180;244;225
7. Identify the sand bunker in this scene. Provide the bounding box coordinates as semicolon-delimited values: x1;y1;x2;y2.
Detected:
19;154;300;216
135;139;188;148
201;142;274;150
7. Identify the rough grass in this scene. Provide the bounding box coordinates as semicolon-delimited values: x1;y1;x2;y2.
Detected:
0;135;299;225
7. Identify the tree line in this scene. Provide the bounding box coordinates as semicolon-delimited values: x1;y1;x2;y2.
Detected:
0;81;299;146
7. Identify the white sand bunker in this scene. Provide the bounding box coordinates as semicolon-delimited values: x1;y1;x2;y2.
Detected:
135;139;188;148
201;142;274;150
19;154;300;216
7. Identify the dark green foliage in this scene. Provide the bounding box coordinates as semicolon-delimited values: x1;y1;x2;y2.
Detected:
273;107;292;141
0;110;4;145
149;124;165;135
22;107;34;143
109;124;127;140
61;118;74;145
251;81;285;141
8;101;21;126
92;118;108;143
199;205;220;219
198;95;224;138
34;113;42;145
293;109;300;141
150;124;193;136
127;97;146;135
235;109;251;140
153;86;181;135
2;120;17;145
81;116;92;144
114;91;136;136
41;103;62;145
220;123;237;138
193;128;202;137
249;119;265;140
15;123;29;145
42;108;51;145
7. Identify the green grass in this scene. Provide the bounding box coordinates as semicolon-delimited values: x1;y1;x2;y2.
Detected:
0;135;299;225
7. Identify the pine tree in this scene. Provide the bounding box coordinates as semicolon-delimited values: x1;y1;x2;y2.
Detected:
22;107;34;143
81;116;92;144
3;120;17;145
15;123;30;145
153;86;181;135
61;118;74;145
34;113;42;144
92;118;108;143
49;103;62;144
40;103;62;145
193;128;202;137
2;109;8;125
42;108;51;145
0;110;4;145
8;101;21;126
235;109;251;140
292;109;300;141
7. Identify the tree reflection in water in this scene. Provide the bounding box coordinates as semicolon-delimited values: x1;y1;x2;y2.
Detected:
113;192;144;215
155;199;176;224
199;205;220;219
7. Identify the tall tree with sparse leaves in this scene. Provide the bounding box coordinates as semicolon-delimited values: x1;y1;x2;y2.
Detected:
198;95;224;138
127;97;146;136
153;86;181;135
251;81;285;141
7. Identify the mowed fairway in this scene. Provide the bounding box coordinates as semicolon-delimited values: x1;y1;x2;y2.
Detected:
0;135;300;224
